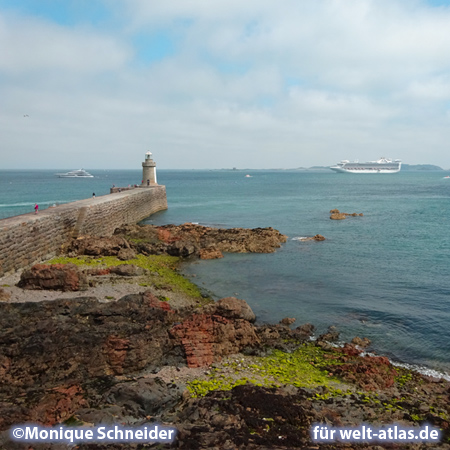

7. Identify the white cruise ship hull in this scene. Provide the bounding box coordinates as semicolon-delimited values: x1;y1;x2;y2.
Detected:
330;158;401;174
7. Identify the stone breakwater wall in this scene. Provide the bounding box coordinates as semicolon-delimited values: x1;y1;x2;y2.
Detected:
0;186;168;277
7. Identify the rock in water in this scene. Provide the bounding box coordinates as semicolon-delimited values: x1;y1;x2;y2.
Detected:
213;297;256;322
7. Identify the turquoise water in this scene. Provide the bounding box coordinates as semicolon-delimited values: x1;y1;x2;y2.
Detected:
1;169;449;374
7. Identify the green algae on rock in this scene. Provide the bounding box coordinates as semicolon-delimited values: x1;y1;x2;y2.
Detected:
48;254;204;299
187;343;345;398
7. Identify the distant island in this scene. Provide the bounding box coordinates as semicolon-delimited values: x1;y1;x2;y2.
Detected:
400;164;443;171
223;164;445;172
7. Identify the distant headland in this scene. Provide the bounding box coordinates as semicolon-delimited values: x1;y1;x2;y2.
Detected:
220;163;445;171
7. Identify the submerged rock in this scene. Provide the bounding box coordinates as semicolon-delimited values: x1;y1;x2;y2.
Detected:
352;336;371;348
199;247;224;259
330;209;364;220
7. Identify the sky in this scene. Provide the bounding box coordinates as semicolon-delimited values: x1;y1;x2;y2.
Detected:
1;0;450;169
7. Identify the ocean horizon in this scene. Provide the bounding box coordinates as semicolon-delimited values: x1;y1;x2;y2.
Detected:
1;169;449;379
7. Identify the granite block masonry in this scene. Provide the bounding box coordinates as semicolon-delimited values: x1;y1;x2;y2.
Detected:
0;186;168;277
0;153;167;277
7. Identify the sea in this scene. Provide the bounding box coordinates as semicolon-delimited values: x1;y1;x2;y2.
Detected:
1;169;449;377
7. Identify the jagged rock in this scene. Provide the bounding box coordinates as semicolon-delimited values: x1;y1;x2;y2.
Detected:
293;323;315;338
17;263;88;291
101;377;183;417
199;247;224;259
330;209;364;220
0;288;11;302
68;236;132;257
142;290;173;311
114;223;288;256
330;213;347;220
212;297;256;322
170;313;259;368
351;336;371;348
326;344;398;390
166;240;198;257
28;384;88;425
109;264;144;277
318;325;340;342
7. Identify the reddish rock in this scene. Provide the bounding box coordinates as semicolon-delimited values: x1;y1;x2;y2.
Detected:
199;247;224;259
143;290;173;311
326;344;398;390
157;228;179;243
170;313;259;368
29;385;87;425
17;263;88;291
104;336;130;376
87;268;111;276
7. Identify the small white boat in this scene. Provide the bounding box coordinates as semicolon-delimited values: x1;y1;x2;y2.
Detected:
245;174;252;178
55;169;93;178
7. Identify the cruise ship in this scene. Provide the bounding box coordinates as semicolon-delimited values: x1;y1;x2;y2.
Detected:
330;158;401;174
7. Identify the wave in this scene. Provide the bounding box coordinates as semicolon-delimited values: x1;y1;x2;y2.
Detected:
0;200;70;208
391;361;450;382
292;237;309;241
329;342;450;382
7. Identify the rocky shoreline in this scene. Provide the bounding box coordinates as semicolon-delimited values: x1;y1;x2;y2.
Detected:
0;223;449;449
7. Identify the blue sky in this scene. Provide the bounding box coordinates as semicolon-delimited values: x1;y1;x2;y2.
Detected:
2;0;450;169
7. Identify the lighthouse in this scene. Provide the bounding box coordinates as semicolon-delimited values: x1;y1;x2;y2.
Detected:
141;151;157;186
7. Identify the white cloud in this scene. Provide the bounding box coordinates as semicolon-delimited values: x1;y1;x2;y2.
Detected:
2;0;450;169
0;12;130;74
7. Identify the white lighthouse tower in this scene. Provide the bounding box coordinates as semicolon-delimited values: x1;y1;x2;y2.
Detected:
141;151;157;186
